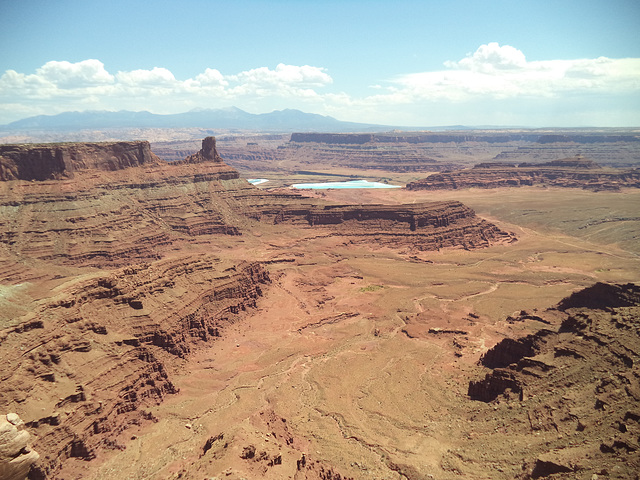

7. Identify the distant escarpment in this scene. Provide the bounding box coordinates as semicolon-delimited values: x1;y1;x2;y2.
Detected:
290;131;640;145
0;141;162;181
468;282;640;479
406;157;640;191
0;256;269;479
290;133;376;144
250;200;516;250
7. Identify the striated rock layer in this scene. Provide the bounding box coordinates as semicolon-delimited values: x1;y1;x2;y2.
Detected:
0;256;270;479
251;200;516;250
406;157;640;191
468;283;640;479
0;138;513;283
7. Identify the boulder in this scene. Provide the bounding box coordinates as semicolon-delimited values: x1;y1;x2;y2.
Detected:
0;413;39;480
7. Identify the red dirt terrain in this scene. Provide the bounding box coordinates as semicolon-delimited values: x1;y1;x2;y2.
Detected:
1;137;639;479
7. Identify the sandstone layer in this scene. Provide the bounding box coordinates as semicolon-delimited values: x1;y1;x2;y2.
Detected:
0;256;269;479
251;200;515;251
406;157;640;191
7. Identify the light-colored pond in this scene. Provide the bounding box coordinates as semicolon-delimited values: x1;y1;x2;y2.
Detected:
291;180;401;189
247;179;269;185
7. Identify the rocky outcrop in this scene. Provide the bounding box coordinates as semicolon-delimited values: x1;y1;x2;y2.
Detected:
0;141;162;181
406;157;640;191
556;282;640;311
468;282;640;479
0;414;39;480
178;136;223;164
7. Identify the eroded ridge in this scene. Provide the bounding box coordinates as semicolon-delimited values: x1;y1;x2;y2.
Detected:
467;283;640;479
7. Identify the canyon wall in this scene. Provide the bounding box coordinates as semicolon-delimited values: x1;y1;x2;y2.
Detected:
250;200;516;251
0;137;517;478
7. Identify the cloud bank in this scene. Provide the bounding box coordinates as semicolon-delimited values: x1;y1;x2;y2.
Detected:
1;43;638;126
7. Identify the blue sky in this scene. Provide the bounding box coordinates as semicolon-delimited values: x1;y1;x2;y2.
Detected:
1;0;639;127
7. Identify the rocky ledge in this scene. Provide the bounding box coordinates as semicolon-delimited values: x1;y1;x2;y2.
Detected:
468;282;640;479
251;200;516;250
406;157;640;191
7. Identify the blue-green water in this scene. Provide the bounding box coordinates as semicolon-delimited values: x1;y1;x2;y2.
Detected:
291;180;401;190
247;179;269;185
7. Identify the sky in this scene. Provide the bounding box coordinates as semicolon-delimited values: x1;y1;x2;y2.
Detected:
1;0;639;127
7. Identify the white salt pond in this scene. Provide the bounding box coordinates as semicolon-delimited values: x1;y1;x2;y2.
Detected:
291;180;401;190
247;179;269;185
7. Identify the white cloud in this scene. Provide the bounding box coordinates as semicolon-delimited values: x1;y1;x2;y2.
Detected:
193;68;228;86
387;43;640;103
229;63;332;88
0;60;334;116
0;45;638;126
116;67;176;86
37;59;114;88
446;42;527;72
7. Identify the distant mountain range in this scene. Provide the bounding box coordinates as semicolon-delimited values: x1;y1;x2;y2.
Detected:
0;107;400;133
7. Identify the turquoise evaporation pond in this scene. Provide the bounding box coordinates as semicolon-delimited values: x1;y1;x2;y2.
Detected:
247;179;269;185
291;180;401;189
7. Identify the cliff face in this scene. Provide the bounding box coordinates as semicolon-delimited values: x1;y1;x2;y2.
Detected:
406;157;640;191
0;141;162;181
467;283;640;479
0;138;249;278
291;132;640;145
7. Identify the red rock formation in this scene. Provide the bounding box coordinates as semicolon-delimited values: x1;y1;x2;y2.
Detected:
468;282;640;478
0;137;518;478
252;200;516;251
0;141;162;181
179;136;223;164
0;139;248;278
0;256;270;479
